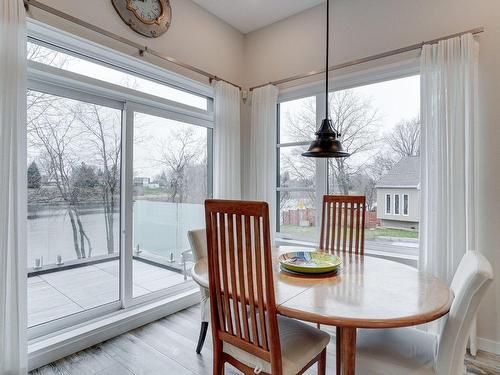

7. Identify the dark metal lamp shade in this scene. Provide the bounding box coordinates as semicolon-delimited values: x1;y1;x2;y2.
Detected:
302;119;350;158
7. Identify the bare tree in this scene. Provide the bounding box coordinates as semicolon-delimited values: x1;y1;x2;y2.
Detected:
27;96;93;258
154;128;204;203
327;90;381;194
76;105;121;255
279;90;380;213
388;116;420;157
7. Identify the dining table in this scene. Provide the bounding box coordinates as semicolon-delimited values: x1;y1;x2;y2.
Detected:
191;245;453;375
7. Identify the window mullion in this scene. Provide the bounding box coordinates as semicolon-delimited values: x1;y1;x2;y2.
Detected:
121;104;134;308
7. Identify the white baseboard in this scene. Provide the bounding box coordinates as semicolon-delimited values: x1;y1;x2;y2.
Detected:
477;337;500;355
28;289;200;371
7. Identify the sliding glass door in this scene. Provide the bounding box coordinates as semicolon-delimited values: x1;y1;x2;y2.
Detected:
131;110;212;298
27;89;123;328
26;35;214;338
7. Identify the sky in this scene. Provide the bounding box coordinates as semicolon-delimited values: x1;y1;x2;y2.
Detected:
28;42;207;110
352;74;420;136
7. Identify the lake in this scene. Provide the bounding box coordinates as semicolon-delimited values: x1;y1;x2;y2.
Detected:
27;200;205;269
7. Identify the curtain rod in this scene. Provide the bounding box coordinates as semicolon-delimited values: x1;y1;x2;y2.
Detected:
249;26;484;91
23;0;242;90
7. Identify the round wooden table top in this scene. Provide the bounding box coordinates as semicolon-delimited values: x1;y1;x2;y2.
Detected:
191;245;453;329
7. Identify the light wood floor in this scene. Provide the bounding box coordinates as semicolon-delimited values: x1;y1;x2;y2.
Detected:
30;305;500;375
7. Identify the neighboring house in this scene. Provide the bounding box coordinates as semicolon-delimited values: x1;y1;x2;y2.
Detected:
376;156;420;230
134;177;150;187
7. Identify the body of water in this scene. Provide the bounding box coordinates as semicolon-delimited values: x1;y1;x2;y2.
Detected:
27;201;204;269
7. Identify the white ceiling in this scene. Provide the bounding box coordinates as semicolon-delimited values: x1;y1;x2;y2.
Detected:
191;0;325;34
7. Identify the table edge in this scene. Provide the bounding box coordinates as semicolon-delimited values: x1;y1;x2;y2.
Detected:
277;291;454;328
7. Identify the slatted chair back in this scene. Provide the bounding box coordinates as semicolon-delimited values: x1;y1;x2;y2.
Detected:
319;195;366;254
205;199;282;374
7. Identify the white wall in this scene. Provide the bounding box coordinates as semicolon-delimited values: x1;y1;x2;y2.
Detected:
242;0;500;352
28;0;245;85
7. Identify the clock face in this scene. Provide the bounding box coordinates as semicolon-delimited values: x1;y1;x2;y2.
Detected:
128;0;162;23
111;0;171;38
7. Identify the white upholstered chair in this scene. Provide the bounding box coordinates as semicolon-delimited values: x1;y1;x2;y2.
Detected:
187;228;210;354
348;251;493;375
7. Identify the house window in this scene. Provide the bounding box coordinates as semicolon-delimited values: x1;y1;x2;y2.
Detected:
276;74;420;250
26;34;213;336
394;194;400;215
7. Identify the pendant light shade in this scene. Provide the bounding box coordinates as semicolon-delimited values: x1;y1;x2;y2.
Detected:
302;0;350;159
302;119;350;158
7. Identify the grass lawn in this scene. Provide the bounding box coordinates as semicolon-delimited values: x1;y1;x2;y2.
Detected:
279;224;418;241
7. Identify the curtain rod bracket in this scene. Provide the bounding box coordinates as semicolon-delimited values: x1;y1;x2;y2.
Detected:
139;46;147;57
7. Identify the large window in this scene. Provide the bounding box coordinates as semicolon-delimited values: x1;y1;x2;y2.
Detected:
277;74;420;256
277;96;317;240
132;112;211;297
26;33;213;335
27;90;122;326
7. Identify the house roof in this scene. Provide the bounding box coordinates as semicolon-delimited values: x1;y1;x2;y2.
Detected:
376;156;420;188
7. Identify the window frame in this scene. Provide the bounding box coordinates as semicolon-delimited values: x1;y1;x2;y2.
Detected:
403;193;409;216
394;194;401;215
386;194;392;214
26;21;214;339
276;59;420;240
275;95;325;241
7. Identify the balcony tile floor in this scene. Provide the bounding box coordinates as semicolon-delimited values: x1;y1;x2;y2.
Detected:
28;260;186;327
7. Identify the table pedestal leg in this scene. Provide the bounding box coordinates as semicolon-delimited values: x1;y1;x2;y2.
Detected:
339;327;357;375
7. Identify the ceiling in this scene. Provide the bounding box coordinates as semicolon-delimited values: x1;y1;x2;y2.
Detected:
191;0;325;34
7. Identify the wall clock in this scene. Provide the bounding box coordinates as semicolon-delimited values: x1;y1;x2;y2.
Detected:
111;0;172;38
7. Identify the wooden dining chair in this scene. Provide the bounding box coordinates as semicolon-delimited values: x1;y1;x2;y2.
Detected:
205;199;330;375
319;195;366;255
318;195;366;375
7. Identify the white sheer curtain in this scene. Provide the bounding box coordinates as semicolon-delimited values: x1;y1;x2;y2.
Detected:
419;33;479;345
419;33;479;281
0;0;28;374
248;85;279;234
213;80;241;199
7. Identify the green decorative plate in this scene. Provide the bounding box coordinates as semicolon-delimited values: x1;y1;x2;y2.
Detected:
278;251;342;274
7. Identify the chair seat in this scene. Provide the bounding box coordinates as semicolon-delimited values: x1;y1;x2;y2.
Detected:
224;315;330;375
353;327;438;375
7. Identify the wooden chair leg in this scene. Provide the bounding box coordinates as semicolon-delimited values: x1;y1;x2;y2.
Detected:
336;327;342;375
318;348;327;375
213;341;224;375
196;321;209;354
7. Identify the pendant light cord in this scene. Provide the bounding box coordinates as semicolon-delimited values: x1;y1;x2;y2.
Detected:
325;0;330;120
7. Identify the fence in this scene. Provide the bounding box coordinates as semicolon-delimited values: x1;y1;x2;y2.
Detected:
282;208;380;229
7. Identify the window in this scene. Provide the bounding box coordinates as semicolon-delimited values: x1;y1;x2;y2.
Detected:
276;96;317;241
394;194;400;215
277;74;420;252
403;194;409;215
132;111;211;297
27;90;122;327
28;41;207;110
26;34;213;335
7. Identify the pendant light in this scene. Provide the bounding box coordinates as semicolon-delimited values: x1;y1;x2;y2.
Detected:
302;0;350;158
